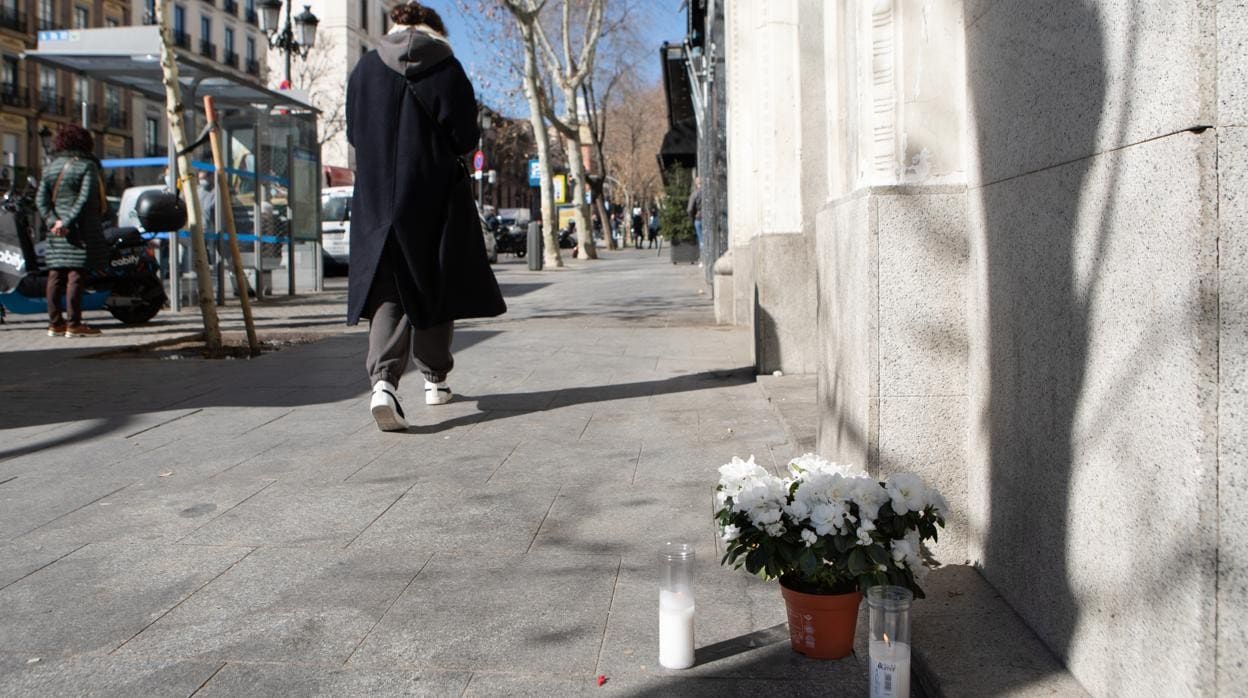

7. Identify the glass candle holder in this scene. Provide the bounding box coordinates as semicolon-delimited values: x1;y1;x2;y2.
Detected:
658;542;695;669
868;585;913;698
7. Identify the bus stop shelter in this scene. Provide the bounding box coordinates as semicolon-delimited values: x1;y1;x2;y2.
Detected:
23;25;322;311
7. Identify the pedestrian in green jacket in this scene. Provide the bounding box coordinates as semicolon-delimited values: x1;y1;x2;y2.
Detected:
35;124;109;337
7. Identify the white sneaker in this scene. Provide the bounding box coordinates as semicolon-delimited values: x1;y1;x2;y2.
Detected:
425;380;452;405
370;381;408;431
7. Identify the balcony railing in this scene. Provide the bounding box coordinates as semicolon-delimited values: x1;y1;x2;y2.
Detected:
38;93;65;115
173;30;191;48
0;7;26;32
223;50;239;68
37;18;62;31
107;108;128;129
0;84;27;108
223;0;238;15
199;39;216;60
143;145;164;157
245;58;260;76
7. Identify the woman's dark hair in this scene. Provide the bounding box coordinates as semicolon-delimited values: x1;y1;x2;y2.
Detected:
390;1;447;37
52;124;94;154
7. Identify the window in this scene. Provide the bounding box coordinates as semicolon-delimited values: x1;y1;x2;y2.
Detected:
73;74;89;106
380;8;387;33
245;35;255;62
38;66;56;108
173;5;184;34
224;27;234;49
144;0;155;23
73;5;87;28
1;56;16;90
200;15;210;40
105;85;119;113
2;133;19;169
360;0;367;31
144;117;160;156
38;0;54;29
245;0;255;24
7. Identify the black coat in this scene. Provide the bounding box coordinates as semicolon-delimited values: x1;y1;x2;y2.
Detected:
345;28;506;328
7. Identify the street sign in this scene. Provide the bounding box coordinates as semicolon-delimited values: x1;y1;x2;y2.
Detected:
528;158;541;187
472;150;484;172
553;174;567;204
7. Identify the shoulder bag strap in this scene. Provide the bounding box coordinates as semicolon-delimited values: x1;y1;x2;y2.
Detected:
48;157;78;221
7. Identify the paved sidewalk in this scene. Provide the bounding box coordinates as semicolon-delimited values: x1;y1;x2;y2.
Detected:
0;248;868;696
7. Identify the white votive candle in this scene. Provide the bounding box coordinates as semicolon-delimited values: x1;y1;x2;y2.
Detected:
658;589;695;669
869;639;911;698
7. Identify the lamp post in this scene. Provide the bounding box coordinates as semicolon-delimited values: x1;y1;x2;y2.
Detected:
37;125;53;166
258;0;319;85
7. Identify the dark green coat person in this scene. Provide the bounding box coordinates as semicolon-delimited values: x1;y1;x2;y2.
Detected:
36;150;109;271
34;124;110;336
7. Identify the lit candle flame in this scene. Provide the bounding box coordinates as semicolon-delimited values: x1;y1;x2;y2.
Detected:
883;632;891;647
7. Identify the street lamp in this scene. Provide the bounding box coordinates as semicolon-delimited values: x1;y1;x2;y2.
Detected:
259;0;319;84
38;125;53;164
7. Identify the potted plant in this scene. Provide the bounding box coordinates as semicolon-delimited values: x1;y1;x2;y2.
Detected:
659;165;698;264
715;454;948;659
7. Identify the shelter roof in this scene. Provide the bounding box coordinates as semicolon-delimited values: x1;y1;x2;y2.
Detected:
23;26;317;111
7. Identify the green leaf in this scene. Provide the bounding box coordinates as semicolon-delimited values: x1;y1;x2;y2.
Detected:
799;550;818;576
866;544;890;565
848;547;871;576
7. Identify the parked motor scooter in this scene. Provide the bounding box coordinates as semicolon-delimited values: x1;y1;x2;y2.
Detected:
0;176;166;325
493;224;528;258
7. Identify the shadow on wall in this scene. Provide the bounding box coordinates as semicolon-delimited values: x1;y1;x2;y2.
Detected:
972;0;1107;676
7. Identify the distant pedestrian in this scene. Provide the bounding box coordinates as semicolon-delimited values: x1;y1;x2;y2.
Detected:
647;209;659;249
36;124;109;337
632;207;643;249
346;0;506;431
687;175;703;249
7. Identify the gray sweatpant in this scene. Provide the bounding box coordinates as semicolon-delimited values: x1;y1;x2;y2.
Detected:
364;257;453;386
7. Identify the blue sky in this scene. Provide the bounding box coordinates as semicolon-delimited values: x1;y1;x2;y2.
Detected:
421;1;687;115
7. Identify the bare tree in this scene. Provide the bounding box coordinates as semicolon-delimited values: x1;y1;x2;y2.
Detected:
498;0;566;268
156;0;221;352
602;79;665;244
530;0;606;260
289;33;346;149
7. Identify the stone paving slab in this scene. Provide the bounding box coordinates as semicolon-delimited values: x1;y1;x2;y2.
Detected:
117;547;429;665
0;542;251;654
0;654;223;697
195;663;473;696
15;475;274;547
0;541;83;590
178;480;412;548
349;552;620;675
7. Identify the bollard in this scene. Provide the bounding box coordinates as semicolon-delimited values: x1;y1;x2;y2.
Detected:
528;222;543;271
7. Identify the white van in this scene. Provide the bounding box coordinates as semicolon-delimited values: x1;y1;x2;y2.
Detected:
321;185;353;267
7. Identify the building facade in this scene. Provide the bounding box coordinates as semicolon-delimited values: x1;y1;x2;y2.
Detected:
704;1;1246;695
0;0;134;189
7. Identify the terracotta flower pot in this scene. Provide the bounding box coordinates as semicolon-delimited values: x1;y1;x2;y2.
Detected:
779;581;863;660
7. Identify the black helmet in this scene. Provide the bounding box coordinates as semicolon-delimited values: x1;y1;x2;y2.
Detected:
135;189;187;232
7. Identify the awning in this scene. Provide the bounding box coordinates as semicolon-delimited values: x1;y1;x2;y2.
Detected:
657;118;698;175
23;26;316;111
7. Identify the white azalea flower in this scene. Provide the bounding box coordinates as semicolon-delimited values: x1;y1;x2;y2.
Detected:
801;529;818;547
885;472;927;514
856;527;873;546
721;524;741;543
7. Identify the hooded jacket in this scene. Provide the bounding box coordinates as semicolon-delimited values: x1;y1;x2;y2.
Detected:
344;25;505;328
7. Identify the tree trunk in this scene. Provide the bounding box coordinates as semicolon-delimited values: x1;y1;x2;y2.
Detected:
518;23;562;268
563;129;595;259
589;176;613;250
156;0;220;353
622;191;634;247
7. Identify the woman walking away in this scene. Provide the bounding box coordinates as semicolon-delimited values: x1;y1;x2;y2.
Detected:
346;1;506;432
36;124;110;337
